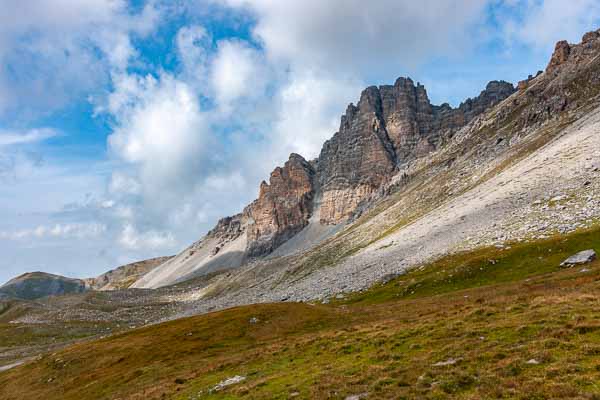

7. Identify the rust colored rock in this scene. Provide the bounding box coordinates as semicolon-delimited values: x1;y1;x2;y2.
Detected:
245;153;316;256
547;40;571;73
517;80;528;91
582;31;600;44
198;77;515;254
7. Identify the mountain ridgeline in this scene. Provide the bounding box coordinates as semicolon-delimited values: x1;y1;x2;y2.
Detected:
227;78;515;236
134;78;516;287
134;28;600;289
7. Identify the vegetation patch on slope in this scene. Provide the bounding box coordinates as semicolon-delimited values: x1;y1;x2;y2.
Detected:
1;228;600;399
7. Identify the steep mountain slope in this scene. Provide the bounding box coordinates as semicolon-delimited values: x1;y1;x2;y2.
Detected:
2;228;600;399
134;79;515;289
0;272;87;300
131;29;600;313
85;256;173;290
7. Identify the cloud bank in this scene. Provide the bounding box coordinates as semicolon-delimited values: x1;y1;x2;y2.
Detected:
1;1;600;283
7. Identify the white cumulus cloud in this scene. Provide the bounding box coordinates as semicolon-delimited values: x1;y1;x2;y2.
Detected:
211;39;268;110
497;0;600;52
107;72;214;201
0;0;162;116
118;223;175;250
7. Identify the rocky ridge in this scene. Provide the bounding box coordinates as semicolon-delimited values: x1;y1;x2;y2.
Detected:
147;28;600;313
134;75;515;288
317;78;515;224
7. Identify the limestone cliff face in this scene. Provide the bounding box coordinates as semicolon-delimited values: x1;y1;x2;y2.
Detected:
245;153;316;256
316;78;515;224
180;78;516;257
379;78;436;161
132;28;600;289
317;88;398;224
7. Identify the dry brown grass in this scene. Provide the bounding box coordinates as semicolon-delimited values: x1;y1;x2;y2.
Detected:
1;228;600;399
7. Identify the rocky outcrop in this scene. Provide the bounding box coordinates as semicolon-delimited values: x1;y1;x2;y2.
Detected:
133;65;516;286
245;153;316;256
378;78;435;161
317;78;515;224
317;88;398;223
206;214;245;256
509;29;600;128
560;249;596;267
518;71;543;91
159;78;515;259
547;40;571;73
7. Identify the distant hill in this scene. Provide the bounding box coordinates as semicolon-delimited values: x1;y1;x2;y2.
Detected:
0;272;87;300
86;256;173;290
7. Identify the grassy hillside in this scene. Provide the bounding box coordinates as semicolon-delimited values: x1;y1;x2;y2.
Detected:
1;228;600;399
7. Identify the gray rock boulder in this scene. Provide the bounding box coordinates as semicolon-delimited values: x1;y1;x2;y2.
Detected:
560;249;596;267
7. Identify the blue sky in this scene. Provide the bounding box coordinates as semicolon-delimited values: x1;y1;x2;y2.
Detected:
1;0;600;284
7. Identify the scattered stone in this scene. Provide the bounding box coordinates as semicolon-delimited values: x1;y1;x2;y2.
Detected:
210;376;246;393
249;317;259;324
526;359;540;365
560;249;596;267
345;393;368;400
380;273;400;284
433;358;459;367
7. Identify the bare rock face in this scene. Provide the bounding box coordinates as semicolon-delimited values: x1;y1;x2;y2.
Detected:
379;78;435;161
245;153;316;256
317;78;515;224
454;81;516;123
318;88;397;224
583;30;600;44
511;30;600;127
547;40;571;73
159;74;515;265
206;214;245;256
517;71;543;91
197;78;515;255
